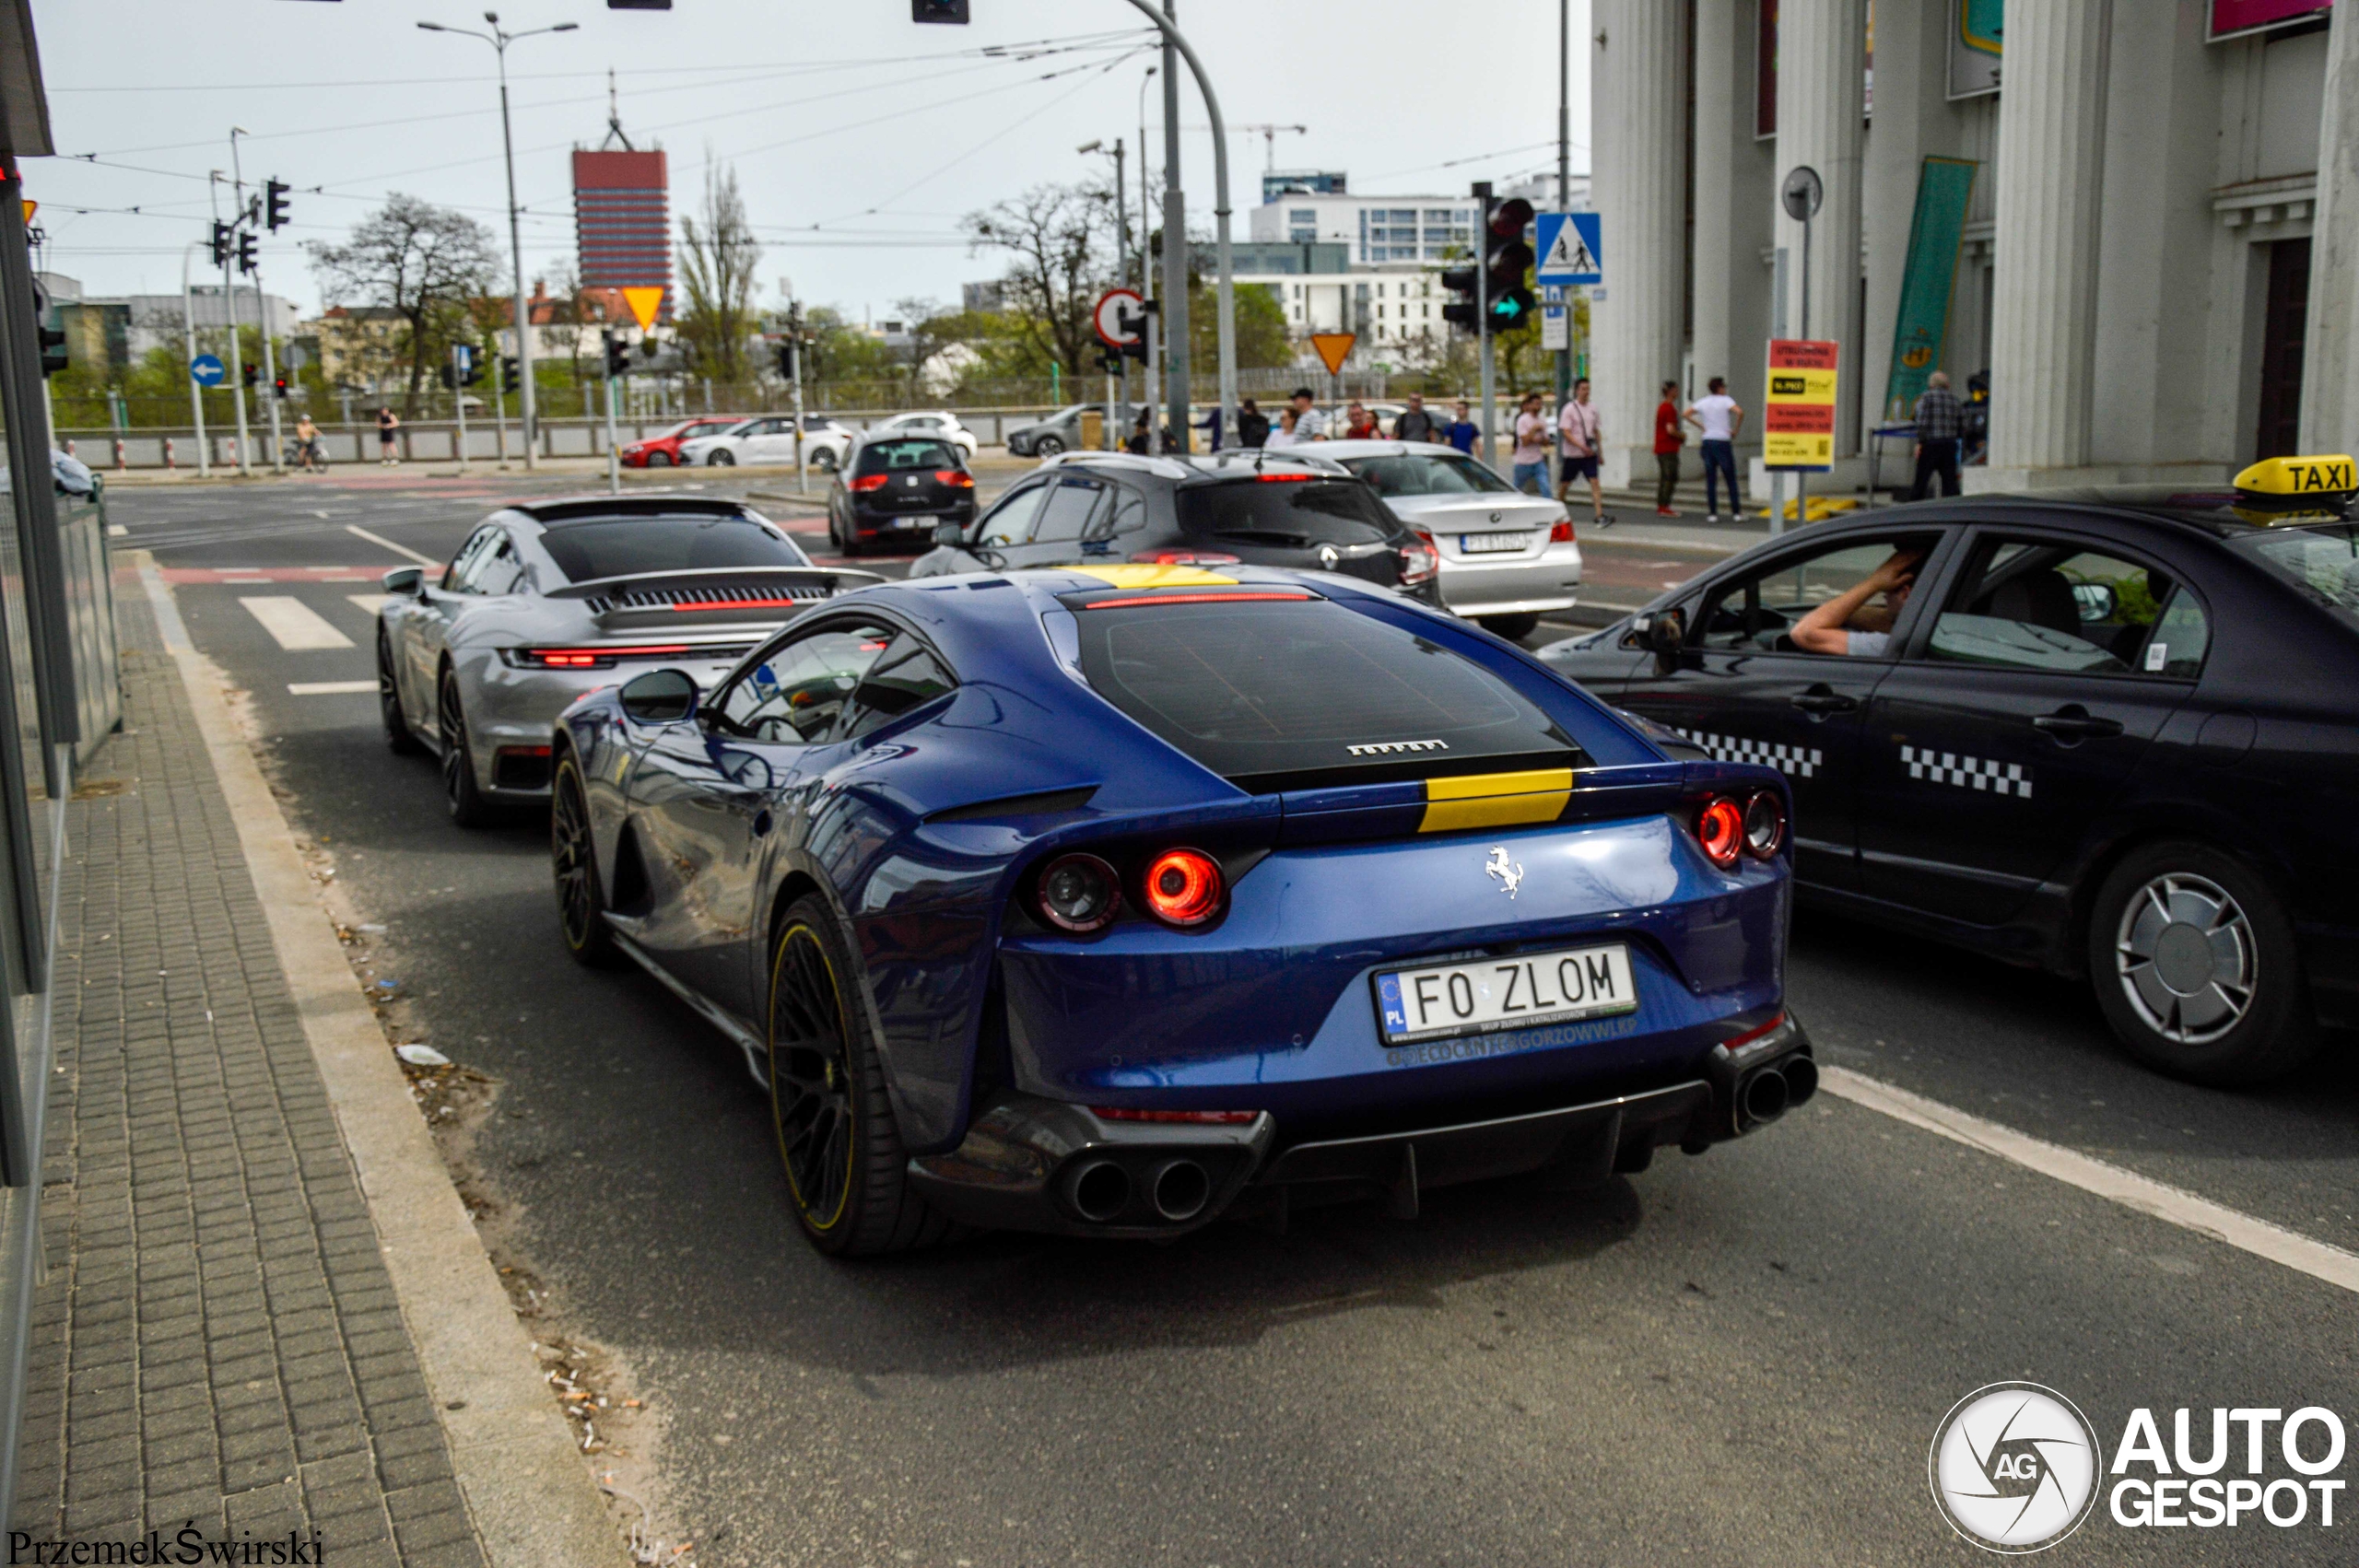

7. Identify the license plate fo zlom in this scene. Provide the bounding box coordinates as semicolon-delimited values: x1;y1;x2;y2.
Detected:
1374;942;1637;1044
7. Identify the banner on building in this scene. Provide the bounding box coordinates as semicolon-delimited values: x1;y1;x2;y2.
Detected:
1948;0;2002;99
2210;0;2332;40
1884;158;1979;422
1766;339;1839;472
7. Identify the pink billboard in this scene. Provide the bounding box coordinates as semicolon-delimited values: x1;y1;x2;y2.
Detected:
2212;0;2333;39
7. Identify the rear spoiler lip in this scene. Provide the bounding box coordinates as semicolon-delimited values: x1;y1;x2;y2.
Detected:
544;566;887;602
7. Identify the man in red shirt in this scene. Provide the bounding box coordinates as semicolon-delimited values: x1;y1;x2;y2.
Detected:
1652;380;1684;517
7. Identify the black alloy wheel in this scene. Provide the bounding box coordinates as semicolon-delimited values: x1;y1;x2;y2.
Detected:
708;449;736;467
2086;840;2316;1086
551;755;616;966
647;451;673;467
379;630;423;755
766;895;956;1257
437;667;496;827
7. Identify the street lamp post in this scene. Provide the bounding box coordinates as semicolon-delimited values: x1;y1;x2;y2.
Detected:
418;12;578;473
229;127;286;475
181;241;210;477
1081;136;1131;448
211;170;252;477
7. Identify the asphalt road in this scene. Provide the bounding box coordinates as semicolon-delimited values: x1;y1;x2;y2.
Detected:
113;472;2359;1566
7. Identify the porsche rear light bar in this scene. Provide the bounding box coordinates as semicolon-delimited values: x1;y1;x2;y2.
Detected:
1254;472;1317;482
666;599;806;613
1080;591;1312;610
501;644;697;670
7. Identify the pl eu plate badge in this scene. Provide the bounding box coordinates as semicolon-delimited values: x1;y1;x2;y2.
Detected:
1377;973;1410;1036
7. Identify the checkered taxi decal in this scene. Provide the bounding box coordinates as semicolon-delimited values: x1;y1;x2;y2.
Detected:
1901;745;2033;798
1673;729;1822;778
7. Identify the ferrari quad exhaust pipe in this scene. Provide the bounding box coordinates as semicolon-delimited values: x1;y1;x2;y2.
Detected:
1740;1065;1790;1128
1067;1160;1132;1223
1780;1054;1819;1108
1149;1159;1212;1223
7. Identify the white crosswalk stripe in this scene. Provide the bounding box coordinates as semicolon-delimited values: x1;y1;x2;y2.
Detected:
240;596;353;651
1674;728;1821;778
346;594;393;617
1901;744;2032;798
288;681;379;696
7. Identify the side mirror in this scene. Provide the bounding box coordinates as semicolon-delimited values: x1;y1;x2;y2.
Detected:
934;520;968;548
1641;607;1685;655
382;566;424;598
619;668;698;725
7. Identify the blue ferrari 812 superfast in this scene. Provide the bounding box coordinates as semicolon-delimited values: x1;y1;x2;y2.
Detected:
548;563;1813;1255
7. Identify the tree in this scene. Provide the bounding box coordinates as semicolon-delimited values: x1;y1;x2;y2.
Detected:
962;181;1120;381
1188;277;1292;375
676;161;763;384
304;195;500;415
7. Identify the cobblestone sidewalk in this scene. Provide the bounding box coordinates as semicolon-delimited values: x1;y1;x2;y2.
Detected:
8;588;485;1564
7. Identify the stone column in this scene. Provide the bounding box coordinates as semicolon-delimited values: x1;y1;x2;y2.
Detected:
2302;3;2359;454
1985;0;2113;477
1774;0;1867;457
1590;0;1687;490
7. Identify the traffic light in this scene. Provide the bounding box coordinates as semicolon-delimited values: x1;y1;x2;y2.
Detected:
264;179;291;232
242;362;260;389
439;362;456;390
1440;264;1480;331
776;341;794;380
37;323;66;377
273;375;288;400
1483;195;1536;334
236;230;258;275
912;0;969;20
501;356;520;394
603;330;629;380
459;351;482;387
209;221;232;267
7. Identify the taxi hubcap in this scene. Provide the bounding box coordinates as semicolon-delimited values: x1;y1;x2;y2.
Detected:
2115;872;2256;1045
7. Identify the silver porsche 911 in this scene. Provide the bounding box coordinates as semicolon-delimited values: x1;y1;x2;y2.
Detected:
375;494;880;825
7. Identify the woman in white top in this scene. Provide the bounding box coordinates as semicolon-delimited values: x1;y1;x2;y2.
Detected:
1264;408;1300;450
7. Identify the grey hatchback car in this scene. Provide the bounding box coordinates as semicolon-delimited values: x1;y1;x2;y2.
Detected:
905;451;1443;605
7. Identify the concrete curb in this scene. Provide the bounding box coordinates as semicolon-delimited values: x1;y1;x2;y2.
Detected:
131;555;628;1568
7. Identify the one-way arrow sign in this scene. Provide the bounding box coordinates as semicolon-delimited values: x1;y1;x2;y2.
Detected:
1535;212;1602;287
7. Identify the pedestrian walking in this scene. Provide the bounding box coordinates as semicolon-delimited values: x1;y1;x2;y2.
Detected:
1511;392;1553;495
1910;370;1965;499
1196;404;1224;452
1684;377;1746;521
1265;408;1300;450
376;406;401;466
1393;392;1441;444
1289;388;1329;441
1444;399;1478;454
1556;378;1609;528
1237;398;1271;449
1652;381;1684;517
1344;401;1380;440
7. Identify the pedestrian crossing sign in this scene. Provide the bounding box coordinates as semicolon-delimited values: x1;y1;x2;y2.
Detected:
1534;213;1602;287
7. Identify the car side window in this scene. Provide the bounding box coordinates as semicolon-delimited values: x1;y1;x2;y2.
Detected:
977;482;1050;546
2142;587;2210;678
839;638;957;741
1924;537;2182;674
1033;478;1109;544
474;535;529;596
442;527;500;593
709;622;897;743
1692;534;1942;654
1100;484;1146;538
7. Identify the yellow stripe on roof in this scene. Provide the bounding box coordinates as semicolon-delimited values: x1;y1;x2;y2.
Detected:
1067;564;1239;589
1418;767;1575;833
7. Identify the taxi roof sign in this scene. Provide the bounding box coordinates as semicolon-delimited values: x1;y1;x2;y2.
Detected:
2232;453;2356;515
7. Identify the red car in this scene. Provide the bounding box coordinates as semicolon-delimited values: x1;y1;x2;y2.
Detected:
619;417;744;469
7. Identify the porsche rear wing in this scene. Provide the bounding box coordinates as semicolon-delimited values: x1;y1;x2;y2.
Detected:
546;566;886;629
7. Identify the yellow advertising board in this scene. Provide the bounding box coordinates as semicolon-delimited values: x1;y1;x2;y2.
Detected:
1764;338;1839;472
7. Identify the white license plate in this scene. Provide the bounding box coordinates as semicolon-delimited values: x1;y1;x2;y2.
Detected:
1374;942;1637;1044
1461;531;1533;554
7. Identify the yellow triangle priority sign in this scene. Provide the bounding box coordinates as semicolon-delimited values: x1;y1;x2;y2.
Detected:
621;287;665;332
1309;332;1356;376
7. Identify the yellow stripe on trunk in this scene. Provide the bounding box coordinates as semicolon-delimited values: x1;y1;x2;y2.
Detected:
1418;767;1575;833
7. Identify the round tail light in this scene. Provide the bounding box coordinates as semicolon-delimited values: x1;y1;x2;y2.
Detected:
1141;848;1225;927
1037;853;1121;932
1743;790;1786;859
1695;797;1744;871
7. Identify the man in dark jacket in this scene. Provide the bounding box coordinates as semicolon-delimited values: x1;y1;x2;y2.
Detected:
1392;392;1442;444
1236;399;1271;448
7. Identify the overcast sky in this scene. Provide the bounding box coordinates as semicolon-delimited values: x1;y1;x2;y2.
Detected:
25;0;1591;325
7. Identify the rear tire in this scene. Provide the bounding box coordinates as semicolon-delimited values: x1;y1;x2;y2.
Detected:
379;631;424;755
708;450;736;467
646;451;673;468
1478;613;1542;641
813;448;839;474
2086;840;2316;1086
767;895;956;1257
551;754;616;966
438;667;497;828
1035;434;1064;457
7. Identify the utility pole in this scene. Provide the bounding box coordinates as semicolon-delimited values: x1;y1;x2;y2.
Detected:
602;329;622;497
1158;0;1188;451
787;298;808;495
229;129;284;474
1555;0;1572;412
213;172;252;477
181;240;209;477
418;14;579;471
1474;181;1496;466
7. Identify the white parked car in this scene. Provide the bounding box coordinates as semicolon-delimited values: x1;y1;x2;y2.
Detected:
1308;439;1581;640
678;415;855;473
867;410;980;458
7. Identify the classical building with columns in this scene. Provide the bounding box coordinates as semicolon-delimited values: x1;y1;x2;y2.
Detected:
1589;0;2359;496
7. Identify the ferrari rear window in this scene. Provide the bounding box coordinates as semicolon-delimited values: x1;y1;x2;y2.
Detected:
1071;598;1582;791
538;516;810;582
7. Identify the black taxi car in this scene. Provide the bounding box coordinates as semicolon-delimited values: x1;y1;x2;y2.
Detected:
1541;455;2359;1085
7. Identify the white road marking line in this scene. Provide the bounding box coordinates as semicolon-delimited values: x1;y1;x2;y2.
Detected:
346;594;393;617
107;523;127;537
345;523;439;568
239;596;355;651
288;681;378;696
1822;1066;2359;1295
